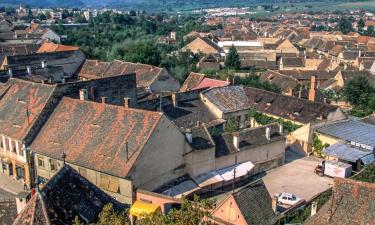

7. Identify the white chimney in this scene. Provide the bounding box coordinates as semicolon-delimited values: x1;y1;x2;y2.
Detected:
41;60;47;68
61;77;65;84
26;66;32;75
79;89;88;101
266;127;271;140
172;93;178;107
279;124;283;134
233;133;239;149
185;129;193;143
8;68;13;77
101;96;107;104
311;200;318;216
124;97;130;108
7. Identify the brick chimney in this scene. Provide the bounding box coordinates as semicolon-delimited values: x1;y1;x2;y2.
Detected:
309;75;317;102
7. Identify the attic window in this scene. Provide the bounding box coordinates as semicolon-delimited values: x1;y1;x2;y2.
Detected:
268;74;275;80
267;97;276;106
294;107;303;115
17;98;26;104
254;96;263;104
90;123;101;128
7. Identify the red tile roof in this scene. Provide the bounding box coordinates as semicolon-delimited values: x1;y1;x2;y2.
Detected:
180;72;229;92
193;77;229;90
31;97;162;178
304;178;375;225
36;42;79;53
0;79;56;140
78;60;176;90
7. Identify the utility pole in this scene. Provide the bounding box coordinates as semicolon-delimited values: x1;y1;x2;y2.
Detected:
232;155;237;194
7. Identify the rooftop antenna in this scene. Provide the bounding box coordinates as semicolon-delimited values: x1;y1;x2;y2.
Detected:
126;142;129;161
25;105;30;126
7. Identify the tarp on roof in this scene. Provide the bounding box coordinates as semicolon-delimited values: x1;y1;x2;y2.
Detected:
323;143;373;163
162;180;199;198
129;200;161;218
192;171;223;187
217;161;254;181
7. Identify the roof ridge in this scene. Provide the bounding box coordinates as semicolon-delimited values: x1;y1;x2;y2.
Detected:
61;97;163;116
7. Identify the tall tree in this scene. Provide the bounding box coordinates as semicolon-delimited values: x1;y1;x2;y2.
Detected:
225;45;241;70
342;76;374;106
138;196;215;225
337;17;353;34
358;18;365;30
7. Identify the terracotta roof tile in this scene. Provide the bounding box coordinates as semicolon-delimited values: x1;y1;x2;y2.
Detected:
304;178;375;225
0;79;56;140
13;165;125;225
36;42;79;53
31;97;162;178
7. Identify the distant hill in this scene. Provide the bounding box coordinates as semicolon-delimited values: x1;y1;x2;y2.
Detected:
0;0;85;8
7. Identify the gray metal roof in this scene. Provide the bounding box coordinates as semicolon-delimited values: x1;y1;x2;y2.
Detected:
317;120;375;148
323;143;373;163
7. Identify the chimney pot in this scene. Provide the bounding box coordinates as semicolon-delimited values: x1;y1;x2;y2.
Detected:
266;127;271;140
101;96;107;104
171;93;178;107
233;133;240;149
185;129;193;143
26;66;32;76
124;97;130;108
311;200;318;216
309;75;317;102
8;68;13;77
41;60;47;69
79;89;88;101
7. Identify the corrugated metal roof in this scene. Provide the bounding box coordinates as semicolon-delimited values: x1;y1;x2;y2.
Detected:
323;143;373;163
317;120;375;148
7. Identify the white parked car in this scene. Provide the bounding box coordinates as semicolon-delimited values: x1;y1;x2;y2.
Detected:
277;192;302;206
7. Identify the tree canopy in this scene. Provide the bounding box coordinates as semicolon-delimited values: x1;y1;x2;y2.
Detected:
225;45;241;70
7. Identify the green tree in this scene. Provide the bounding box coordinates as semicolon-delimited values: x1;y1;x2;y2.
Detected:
225;45;241;70
94;204;129;225
38;13;47;21
337;17;353;34
72;216;84;225
368;26;375;35
369;94;375;111
138;195;215;225
358;18;365;30
313;134;329;158
224;118;240;133
342;76;374;106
